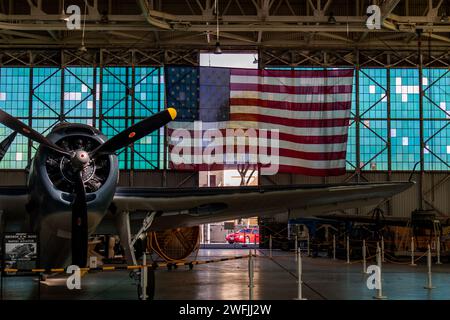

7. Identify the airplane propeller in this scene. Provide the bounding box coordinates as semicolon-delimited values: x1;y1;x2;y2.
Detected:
90;108;177;157
0;107;177;267
0;131;17;162
72;170;88;267
0;109;71;156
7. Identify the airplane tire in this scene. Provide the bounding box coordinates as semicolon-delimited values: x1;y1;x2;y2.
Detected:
137;269;155;301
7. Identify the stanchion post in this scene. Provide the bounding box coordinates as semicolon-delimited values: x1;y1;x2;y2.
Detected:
373;242;387;299
37;273;41;300
294;235;298;261
346;236;350;264
381;236;385;263
294;248;306;300
436;236;442;265
362;239;367;273
269;235;272;258
332;235;336;260
248;250;254;300
0;269;3;300
141;253;148;300
307;236;310;257
424;244;435;289
410;237;416;266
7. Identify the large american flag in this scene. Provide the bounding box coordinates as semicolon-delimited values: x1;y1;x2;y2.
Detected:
165;66;354;176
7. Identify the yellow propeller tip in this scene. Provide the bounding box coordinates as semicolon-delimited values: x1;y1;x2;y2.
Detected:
167;107;177;120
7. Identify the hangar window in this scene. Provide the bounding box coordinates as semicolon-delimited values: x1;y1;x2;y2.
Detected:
0;66;164;170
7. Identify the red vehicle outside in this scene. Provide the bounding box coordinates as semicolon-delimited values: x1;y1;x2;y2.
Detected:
226;227;259;244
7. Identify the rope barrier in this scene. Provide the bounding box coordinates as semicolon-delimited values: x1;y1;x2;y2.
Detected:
0;254;253;274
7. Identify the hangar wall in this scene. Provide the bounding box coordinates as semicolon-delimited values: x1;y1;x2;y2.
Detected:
0;48;448;221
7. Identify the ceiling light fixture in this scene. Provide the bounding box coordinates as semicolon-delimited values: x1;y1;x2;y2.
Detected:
60;0;69;21
79;1;88;52
214;0;222;54
214;41;222;54
328;12;337;25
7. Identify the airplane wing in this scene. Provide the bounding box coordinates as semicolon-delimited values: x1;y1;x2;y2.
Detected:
316;213;410;226
0;186;29;231
111;181;414;231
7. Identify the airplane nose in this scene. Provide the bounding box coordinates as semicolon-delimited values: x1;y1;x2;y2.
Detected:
71;150;90;169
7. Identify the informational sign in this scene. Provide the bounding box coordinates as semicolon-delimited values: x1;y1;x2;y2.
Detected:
2;233;38;272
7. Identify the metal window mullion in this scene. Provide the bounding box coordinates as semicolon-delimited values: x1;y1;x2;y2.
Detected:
387;66;392;174
157;67;162;171
419;47;424;210
60;67;65;121
124;67;129;172
163;66;168;183
27;67;33;168
93;67;97;127
99;67;103;131
355;63;361;181
130;65;136;182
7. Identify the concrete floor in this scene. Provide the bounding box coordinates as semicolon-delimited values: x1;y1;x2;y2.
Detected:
1;249;450;300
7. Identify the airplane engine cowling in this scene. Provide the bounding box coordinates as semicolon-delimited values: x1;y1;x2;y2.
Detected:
45;134;110;194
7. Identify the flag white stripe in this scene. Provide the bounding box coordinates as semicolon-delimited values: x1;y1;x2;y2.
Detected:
169;153;346;169
168;136;347;153
230;75;353;87
230;91;352;103
230;105;350;119
168;121;348;136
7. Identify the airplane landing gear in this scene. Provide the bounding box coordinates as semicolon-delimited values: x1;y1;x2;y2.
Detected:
130;268;155;301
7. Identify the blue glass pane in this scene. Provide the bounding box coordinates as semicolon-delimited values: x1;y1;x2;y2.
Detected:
32;67;61;118
64;67;95;119
390;69;420;119
346;121;356;170
424;121;450;170
359;68;387;118
391;120;420;170
360;120;388;170
423;68;450;119
0;68;30;168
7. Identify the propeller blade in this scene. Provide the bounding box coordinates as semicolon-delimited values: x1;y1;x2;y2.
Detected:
0;131;17;162
0;109;70;156
71;170;88;267
90;108;177;157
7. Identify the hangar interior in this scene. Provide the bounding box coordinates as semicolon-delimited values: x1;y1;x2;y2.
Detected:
0;0;450;300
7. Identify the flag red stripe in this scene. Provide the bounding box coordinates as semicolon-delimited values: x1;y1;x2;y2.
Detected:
230;83;353;95
230;68;354;78
168;144;345;161
167;128;349;144
230;113;350;128
229;98;351;111
168;162;346;176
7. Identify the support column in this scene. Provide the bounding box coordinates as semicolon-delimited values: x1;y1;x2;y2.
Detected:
418;34;424;210
386;55;392;215
355;50;361;183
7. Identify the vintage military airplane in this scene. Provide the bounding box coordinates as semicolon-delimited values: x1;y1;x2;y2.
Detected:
0;107;413;297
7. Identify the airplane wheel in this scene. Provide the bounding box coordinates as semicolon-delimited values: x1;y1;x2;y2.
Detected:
137;269;155;301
